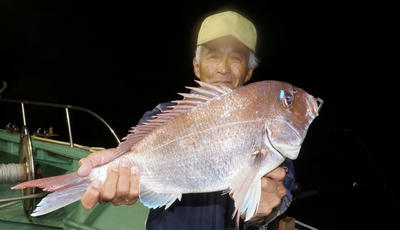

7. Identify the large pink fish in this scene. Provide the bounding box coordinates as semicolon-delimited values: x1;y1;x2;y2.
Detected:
12;80;322;225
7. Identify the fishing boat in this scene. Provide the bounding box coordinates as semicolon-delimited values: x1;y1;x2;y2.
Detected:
0;98;149;230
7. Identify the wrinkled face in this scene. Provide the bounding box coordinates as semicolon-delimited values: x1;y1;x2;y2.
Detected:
193;36;254;89
262;82;321;160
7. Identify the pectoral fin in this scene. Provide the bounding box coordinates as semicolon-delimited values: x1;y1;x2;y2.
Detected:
139;184;182;209
241;179;262;221
229;152;264;227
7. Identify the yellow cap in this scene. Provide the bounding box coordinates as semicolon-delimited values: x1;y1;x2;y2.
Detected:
197;11;257;52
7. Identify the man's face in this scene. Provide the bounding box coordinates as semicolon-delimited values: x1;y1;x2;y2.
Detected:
193;36;254;89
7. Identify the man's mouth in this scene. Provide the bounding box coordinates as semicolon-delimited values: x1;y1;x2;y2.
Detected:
212;81;232;86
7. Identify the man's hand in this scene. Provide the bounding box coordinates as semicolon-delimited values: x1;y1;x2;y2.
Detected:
77;148;140;210
249;167;287;222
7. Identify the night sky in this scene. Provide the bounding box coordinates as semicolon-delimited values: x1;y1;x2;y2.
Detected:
0;1;396;229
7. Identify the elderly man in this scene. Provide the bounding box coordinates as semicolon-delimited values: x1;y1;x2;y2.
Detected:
78;11;294;229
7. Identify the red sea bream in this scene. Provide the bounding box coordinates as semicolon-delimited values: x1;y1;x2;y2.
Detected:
12;80;322;225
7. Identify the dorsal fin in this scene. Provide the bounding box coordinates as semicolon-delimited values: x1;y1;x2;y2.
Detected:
117;81;232;154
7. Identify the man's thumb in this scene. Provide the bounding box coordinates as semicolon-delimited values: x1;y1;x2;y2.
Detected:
77;158;93;177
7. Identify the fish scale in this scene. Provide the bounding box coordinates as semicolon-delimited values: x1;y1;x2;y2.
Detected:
11;80;321;227
131;120;261;193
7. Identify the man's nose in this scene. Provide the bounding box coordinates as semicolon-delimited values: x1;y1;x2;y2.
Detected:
217;57;229;74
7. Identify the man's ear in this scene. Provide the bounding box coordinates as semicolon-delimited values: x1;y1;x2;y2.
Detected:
244;68;254;83
193;58;201;79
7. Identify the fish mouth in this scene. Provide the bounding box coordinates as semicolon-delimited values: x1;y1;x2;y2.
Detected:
308;96;323;119
316;97;324;113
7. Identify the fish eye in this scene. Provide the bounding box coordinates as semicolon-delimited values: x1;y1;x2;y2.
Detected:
284;95;293;107
280;90;293;108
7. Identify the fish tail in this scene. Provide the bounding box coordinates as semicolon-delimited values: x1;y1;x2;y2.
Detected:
11;172;90;216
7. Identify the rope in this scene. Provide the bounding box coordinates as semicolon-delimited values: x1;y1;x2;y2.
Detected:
0;163;24;183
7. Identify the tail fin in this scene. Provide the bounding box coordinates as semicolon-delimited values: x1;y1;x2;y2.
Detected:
11;173;90;216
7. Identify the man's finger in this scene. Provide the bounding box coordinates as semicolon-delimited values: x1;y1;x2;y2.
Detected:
113;158;131;204
255;193;281;217
264;167;286;181
78;148;118;177
81;180;102;210
77;157;96;177
261;177;275;193
128;165;140;203
100;162;119;201
261;177;287;197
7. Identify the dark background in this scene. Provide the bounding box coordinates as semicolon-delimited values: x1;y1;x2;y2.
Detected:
0;1;396;229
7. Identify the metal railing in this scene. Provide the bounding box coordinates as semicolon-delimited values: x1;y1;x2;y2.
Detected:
0;98;120;146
